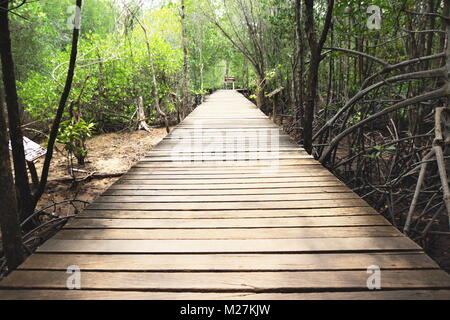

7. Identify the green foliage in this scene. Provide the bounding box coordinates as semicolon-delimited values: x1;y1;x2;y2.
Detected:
364;145;396;159
18;72;61;120
57;118;95;163
16;2;190;131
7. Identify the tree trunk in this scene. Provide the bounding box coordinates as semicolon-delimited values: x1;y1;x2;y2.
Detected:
294;0;304;123
181;0;190;118
0;85;24;271
0;0;33;222
142;26;170;134
255;72;266;109
303;0;334;154
34;0;83;205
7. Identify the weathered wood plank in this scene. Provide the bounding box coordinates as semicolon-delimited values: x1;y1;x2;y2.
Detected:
36;237;421;253
123;172;335;179
95;193;361;203
132;159;321;167
2;289;450;300
146;150;310;156
102;186;352;196
86;199;370;210
2;270;449;291
141;154;313;162
54;226;402;240
153;144;299;149
80;207;378;219
117;176;341;183
107;181;348;190
64;216;390;229
127;166;323;173
18;252;437;271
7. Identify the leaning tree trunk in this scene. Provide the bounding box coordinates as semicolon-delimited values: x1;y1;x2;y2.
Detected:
34;0;83;205
0;0;34;222
0;86;24;271
255;72;266;109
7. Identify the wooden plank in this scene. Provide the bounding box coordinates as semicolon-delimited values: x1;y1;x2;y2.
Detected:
2;270;449;290
181;118;273;122
151;147;302;152
141;155;313;162
95;193;361;203
80;207;378;219
123;172;335;179
116;177;342;184
140;155;313;162
130;162;316;169
86;199;370;210
54;226;402;240
108;182;347;190
36;237;421;253
18;252;438;271
64;216;390;229
146;150;310;156
162;136;293;141
161;145;291;149
2;289;450;300
132;159;321;167
128;166;323;173
145;150;310;156
177;125;279;128
102;186;352;196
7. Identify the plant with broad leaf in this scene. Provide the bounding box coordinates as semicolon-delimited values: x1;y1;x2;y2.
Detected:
57;118;96;167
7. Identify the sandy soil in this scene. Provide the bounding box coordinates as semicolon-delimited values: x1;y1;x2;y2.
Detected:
34;128;169;216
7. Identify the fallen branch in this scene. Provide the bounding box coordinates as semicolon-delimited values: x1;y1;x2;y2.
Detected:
51;171;124;183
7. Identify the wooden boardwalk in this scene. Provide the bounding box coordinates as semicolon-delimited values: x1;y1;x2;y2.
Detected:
1;90;450;299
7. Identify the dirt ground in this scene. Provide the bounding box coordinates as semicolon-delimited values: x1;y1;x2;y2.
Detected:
34;128;169;216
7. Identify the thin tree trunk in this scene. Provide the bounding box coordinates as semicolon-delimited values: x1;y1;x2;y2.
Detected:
34;0;83;205
0;0;33;221
294;0;304;123
142;27;170;134
124;6;170;134
0;85;24;270
181;0;190;118
255;72;266;109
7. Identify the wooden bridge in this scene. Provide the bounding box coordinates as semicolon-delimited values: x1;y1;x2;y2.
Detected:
1;90;450;299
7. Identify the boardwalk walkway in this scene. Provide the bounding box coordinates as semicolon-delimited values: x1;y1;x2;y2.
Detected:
1;90;450;299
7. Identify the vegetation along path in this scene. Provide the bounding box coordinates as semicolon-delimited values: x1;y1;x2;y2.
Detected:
1;90;450;299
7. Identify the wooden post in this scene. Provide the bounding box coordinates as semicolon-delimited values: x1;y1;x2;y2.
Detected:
267;87;284;125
